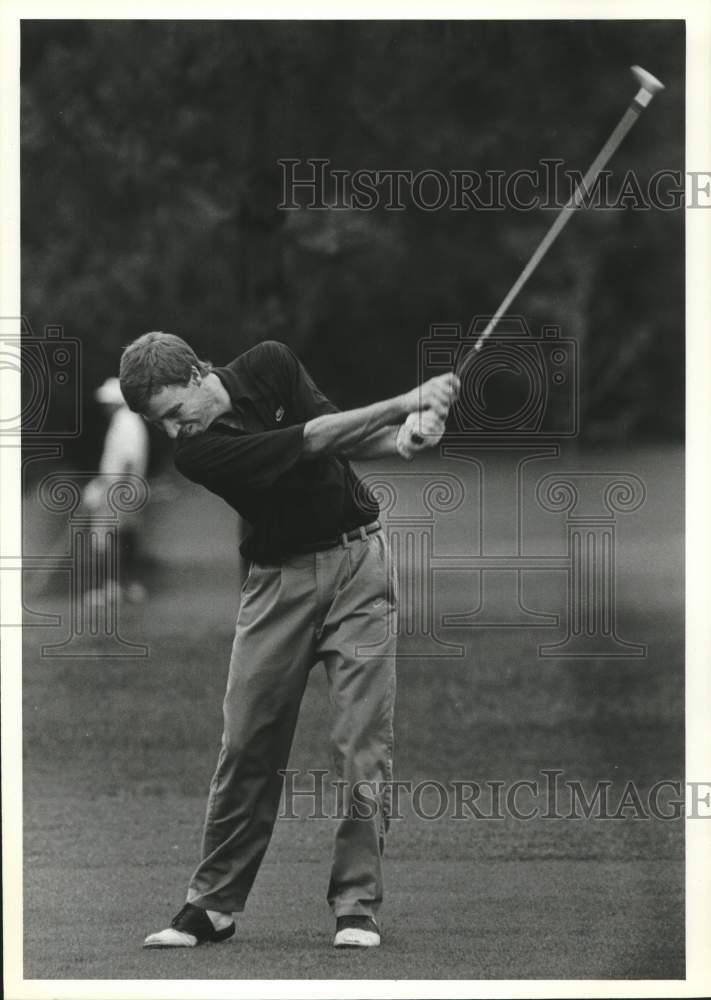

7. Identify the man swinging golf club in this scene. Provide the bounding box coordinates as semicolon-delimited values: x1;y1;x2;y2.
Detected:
119;333;459;949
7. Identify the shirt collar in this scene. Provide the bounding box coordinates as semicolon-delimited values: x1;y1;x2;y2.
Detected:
212;363;251;406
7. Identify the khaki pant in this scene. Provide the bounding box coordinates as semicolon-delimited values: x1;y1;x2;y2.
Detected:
186;528;398;917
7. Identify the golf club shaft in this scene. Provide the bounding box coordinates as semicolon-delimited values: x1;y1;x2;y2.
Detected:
468;65;665;358
408;65;664;449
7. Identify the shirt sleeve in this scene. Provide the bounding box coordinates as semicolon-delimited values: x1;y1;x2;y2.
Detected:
266;341;339;419
174;422;306;492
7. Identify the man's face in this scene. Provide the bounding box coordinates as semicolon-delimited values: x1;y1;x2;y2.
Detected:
142;377;212;440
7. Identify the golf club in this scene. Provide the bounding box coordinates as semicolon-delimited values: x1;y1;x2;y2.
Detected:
409;64;665;447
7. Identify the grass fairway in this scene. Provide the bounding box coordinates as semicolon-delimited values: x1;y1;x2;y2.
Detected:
22;445;684;980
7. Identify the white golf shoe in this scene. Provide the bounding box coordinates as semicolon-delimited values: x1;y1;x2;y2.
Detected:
333;915;381;948
143;903;235;948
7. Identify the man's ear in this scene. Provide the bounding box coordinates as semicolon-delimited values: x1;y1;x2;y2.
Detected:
189;365;202;386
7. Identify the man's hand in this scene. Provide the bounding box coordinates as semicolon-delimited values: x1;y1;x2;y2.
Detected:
395;410;446;460
400;373;460;421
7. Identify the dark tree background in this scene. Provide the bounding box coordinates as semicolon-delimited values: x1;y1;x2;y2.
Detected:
21;20;684;466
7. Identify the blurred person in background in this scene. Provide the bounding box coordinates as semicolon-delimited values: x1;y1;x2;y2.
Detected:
119;332;458;951
83;376;150;603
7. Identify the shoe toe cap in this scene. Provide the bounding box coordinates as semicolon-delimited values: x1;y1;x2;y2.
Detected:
143;927;198;948
334;928;381;948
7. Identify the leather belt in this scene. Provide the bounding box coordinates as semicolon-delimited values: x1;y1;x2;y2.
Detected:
293;520;382;554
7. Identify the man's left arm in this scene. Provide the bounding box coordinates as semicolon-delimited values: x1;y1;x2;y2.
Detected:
341;410;447;461
340;426;399;459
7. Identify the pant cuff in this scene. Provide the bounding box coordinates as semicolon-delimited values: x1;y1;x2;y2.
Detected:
330;901;380;918
186;889;246;914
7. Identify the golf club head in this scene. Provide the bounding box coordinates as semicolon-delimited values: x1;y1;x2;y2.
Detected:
631;65;665;104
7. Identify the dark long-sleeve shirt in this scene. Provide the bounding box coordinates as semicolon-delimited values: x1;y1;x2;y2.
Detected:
174;341;379;562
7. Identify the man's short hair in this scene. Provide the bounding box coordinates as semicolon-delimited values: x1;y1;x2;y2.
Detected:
119;331;211;413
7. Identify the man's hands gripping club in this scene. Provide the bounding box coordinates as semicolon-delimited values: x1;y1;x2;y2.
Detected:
395;373;460;460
